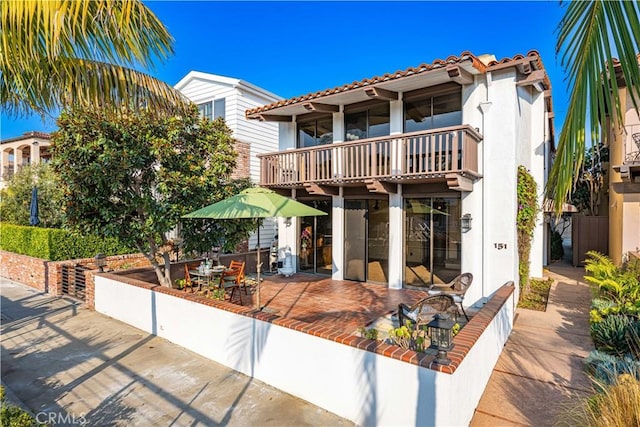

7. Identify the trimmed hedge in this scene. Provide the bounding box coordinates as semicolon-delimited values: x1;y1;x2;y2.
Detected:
0;223;135;261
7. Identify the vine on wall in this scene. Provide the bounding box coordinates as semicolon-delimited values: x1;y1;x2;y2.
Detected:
517;166;539;295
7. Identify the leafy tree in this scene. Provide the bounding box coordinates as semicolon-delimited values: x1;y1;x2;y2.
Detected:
1;0;187;118
51;104;255;287
547;1;640;213
570;142;609;216
0;163;64;228
180;177;258;256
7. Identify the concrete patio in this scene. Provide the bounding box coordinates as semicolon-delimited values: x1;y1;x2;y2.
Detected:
0;277;353;426
471;262;594;426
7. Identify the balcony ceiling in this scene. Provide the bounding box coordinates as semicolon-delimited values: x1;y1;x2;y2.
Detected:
250;63;479;120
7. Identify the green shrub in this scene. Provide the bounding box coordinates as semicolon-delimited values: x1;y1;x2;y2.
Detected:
0;386;41;427
590;314;639;357
358;327;379;341
0;223;135;261
585;251;640;307
550;229;564;261
516;166;539;294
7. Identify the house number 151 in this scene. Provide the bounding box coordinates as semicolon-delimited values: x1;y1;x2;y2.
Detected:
494;243;507;250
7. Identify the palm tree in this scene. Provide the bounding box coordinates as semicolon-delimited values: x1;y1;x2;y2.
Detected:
1;0;187;118
547;1;640;213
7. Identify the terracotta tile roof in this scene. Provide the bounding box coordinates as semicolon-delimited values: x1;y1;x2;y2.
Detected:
246;50;549;118
1;131;51;144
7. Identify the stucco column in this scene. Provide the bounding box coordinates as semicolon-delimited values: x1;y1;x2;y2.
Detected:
14;147;23;175
0;148;8;181
388;186;403;289
333;110;344;179
332;190;345;280
31;141;41;165
390;97;403;176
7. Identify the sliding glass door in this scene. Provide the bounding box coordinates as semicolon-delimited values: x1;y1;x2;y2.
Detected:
404;197;461;287
344;199;389;284
299;199;332;275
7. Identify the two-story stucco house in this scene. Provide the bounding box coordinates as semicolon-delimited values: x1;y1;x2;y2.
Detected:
0;131;52;189
175;71;283;248
607;57;640;265
246;50;555;305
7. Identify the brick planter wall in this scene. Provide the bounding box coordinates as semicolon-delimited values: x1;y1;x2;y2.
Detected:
0;250;48;291
1;250;150;300
49;253;150;297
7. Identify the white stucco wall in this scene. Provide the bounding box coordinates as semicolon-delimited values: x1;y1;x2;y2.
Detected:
513;84;546;279
481;69;520;295
622;193;640;254
461;78;487;305
94;276;515;426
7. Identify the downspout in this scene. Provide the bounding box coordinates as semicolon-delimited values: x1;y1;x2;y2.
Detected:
478;72;493;304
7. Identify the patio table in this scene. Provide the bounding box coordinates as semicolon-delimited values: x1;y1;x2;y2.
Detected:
190;266;227;290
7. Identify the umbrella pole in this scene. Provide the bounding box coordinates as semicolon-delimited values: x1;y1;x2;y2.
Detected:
256;223;262;311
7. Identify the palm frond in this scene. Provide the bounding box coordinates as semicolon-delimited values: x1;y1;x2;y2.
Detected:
0;0;188;117
546;0;640;214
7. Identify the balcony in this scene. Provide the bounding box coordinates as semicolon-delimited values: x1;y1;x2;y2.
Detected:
612;124;640;186
258;125;482;193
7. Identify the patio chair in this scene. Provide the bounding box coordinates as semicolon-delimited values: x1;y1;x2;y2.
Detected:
228;260;248;295
183;264;198;292
626;133;640;162
427;272;473;320
397;294;458;328
221;261;247;304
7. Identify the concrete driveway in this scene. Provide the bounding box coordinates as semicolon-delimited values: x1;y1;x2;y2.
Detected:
1;278;352;426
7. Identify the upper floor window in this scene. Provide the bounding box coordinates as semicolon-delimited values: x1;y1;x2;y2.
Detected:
214;98;226;120
298;117;333;148
345;103;390;141
198;98;226;121
404;91;461;132
198;102;212;120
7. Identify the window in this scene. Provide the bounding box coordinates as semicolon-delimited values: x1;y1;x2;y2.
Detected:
345;103;390;141
198;102;212;120
404;92;461;132
198;98;226;121
297;117;333;148
214;98;225;120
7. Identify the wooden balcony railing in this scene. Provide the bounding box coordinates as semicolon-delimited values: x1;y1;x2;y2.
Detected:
258;125;482;187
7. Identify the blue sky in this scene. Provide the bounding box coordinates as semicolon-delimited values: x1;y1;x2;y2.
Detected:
1;1;568;140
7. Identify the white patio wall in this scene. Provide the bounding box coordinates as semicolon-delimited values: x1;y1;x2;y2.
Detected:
95;276;514;426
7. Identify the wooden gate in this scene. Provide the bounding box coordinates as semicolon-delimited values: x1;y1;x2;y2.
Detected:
60;264;89;300
572;215;609;266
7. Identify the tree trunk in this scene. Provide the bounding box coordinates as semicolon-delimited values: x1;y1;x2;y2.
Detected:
162;251;172;287
138;241;172;287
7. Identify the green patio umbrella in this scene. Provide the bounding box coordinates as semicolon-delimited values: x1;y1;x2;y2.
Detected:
183;187;327;310
406;200;449;216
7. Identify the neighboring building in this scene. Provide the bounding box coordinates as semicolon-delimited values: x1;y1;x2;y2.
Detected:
0;131;52;189
175;71;283;248
246;50;555;306
608;58;640;265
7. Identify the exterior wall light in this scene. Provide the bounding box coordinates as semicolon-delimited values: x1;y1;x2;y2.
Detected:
94;253;107;272
461;213;472;233
427;313;455;365
284;217;292;227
